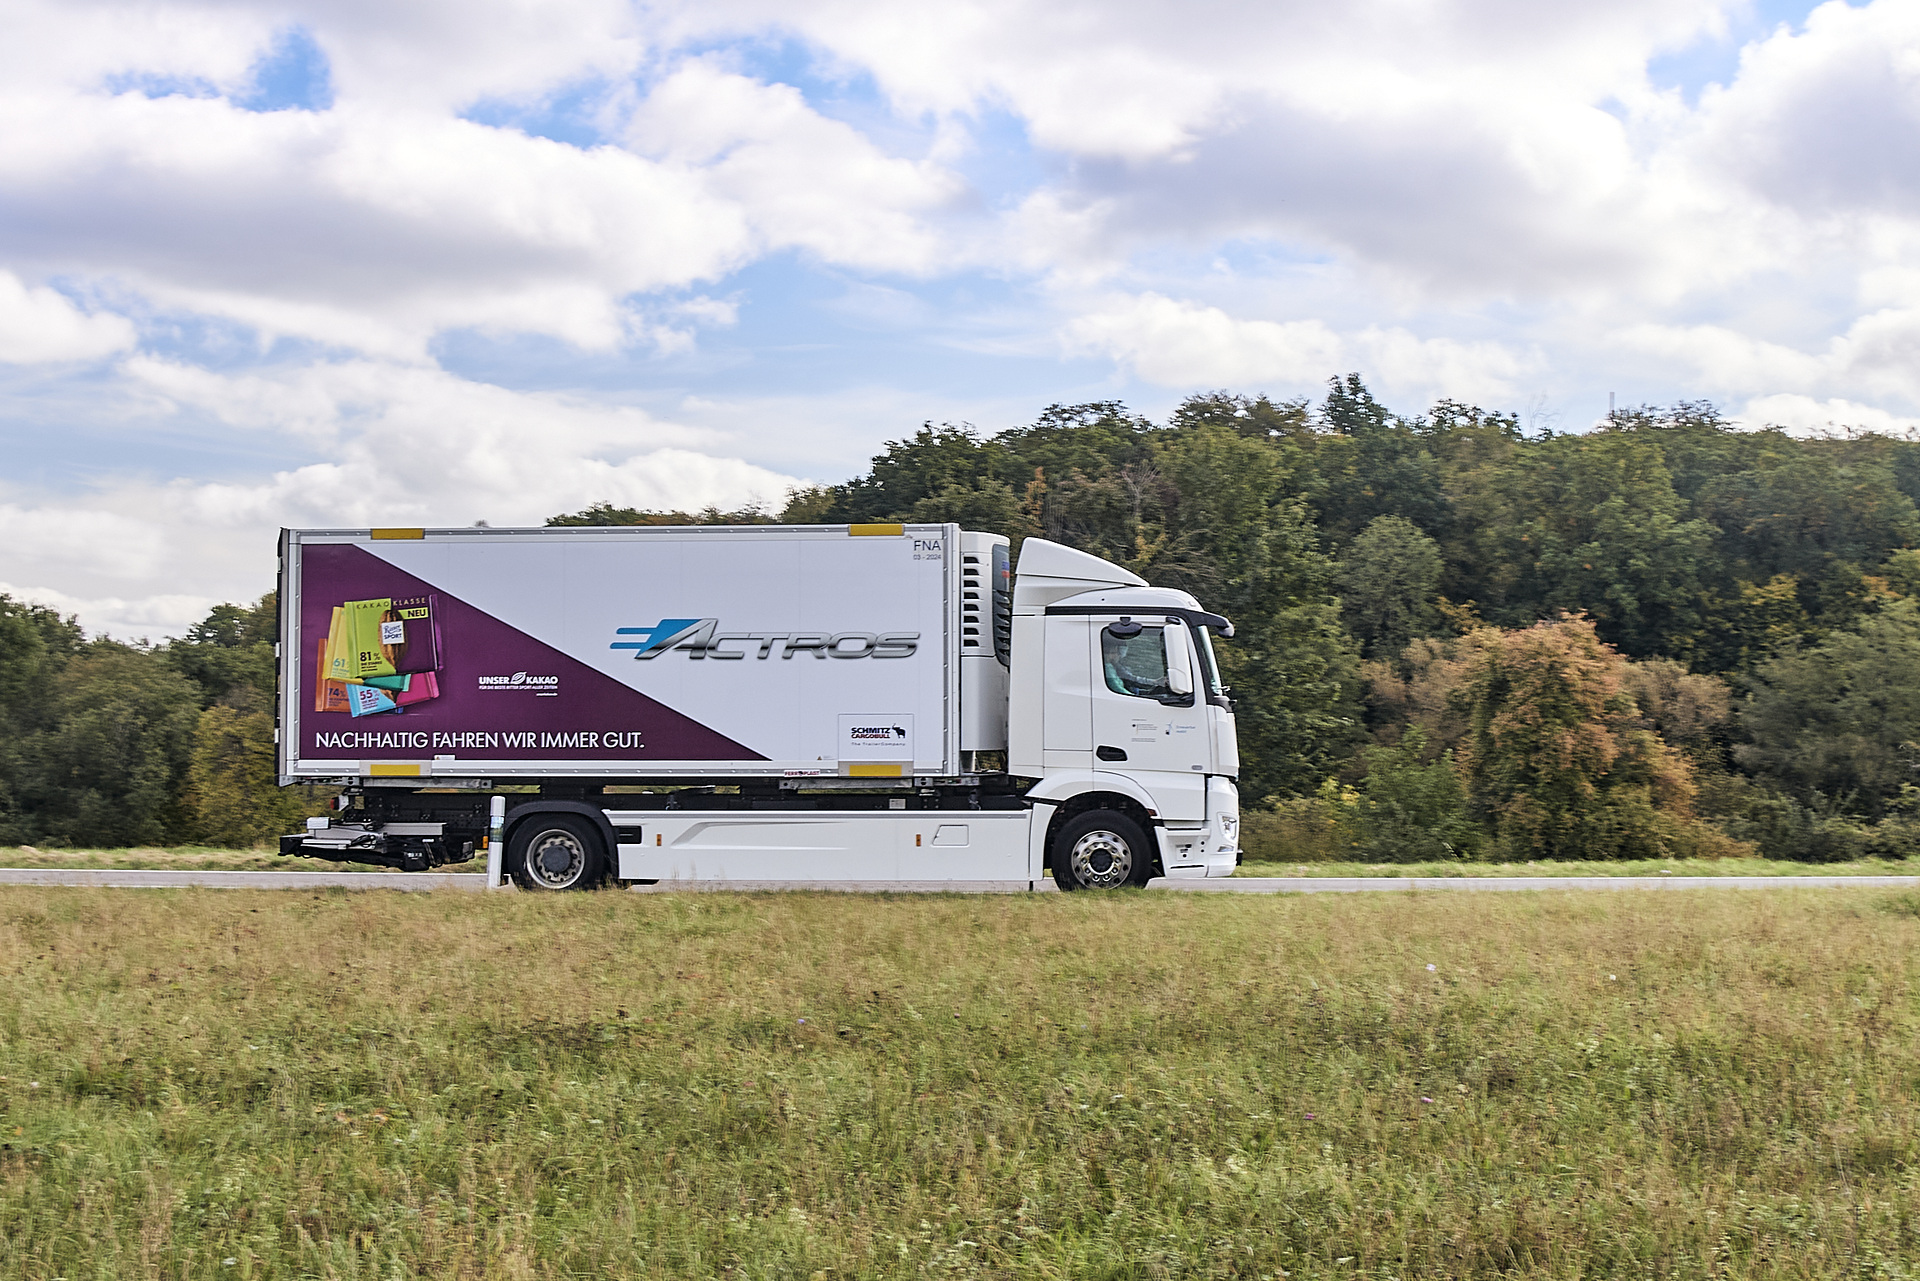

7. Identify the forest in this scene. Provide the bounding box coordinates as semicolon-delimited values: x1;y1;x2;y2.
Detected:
8;375;1920;861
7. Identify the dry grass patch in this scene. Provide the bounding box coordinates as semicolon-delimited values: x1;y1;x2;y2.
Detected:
2;887;1918;1277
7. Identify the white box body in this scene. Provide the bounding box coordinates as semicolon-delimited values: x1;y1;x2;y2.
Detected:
278;524;983;781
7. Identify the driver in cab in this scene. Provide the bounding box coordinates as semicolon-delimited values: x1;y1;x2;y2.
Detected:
1102;623;1171;699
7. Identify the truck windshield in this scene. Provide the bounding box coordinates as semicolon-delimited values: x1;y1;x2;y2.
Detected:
1102;626;1171;698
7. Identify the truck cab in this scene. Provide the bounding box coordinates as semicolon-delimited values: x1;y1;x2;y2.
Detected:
1006;539;1240;887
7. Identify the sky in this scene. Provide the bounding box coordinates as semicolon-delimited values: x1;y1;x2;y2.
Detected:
2;0;1917;637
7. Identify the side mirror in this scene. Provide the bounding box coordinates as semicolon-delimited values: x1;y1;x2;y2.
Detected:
1163;623;1194;696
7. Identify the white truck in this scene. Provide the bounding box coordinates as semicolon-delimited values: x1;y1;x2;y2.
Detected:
275;523;1241;890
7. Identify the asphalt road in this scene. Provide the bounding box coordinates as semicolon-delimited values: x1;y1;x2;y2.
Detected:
3;869;1920;893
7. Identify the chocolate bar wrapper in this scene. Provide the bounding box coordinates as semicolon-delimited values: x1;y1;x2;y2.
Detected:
324;607;353;684
395;671;439;706
316;680;352;715
389;594;442;673
315;633;355;713
359;673;437;706
345;684;400;717
343;597;398;680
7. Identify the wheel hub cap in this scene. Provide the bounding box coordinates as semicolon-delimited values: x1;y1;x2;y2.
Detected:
527;830;585;888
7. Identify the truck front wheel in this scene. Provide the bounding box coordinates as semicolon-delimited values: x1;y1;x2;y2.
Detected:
1051;810;1154;890
508;815;606;891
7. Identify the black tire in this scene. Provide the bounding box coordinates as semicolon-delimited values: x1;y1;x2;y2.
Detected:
1050;810;1155;891
507;815;607;891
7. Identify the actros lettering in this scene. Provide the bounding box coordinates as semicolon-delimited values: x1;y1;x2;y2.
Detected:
611;619;919;660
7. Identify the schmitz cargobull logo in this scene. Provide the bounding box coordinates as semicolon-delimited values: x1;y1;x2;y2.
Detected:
611;619;918;660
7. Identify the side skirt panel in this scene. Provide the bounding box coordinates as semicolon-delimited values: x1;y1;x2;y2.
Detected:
608;809;1034;884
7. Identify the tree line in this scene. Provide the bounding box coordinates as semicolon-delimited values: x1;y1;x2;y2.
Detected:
9;375;1920;858
559;379;1920;862
0;592;312;848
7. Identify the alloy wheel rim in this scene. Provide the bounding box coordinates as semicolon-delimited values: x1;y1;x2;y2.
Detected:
1069;829;1133;888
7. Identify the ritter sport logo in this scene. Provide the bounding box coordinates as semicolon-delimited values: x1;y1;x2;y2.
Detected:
611;619;919;660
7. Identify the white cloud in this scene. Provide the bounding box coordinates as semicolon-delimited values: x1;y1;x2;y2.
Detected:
0;582;219;643
1063;293;1344;385
6;0;1907;365
1614;307;1920;406
625;61;962;273
1062;293;1532;404
0;359;805;636
0;1;272;100
0;8;964;361
1688;0;1920;218
0;0;643;115
1;94;758;358
122;357;799;528
673;0;1762;300
670;384;1054;479
676;0;1730;160
0;502;165;581
1738;393;1920;436
0;272;135;363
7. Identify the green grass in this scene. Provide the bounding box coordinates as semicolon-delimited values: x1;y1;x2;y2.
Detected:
0;846;482;873
4;887;1920;1277
1234;855;1920;878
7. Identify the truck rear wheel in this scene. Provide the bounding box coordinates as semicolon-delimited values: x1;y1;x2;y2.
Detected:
1051;810;1154;890
508;815;606;891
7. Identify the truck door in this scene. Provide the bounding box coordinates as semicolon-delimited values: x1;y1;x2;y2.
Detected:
1088;617;1207;821
1042;615;1095;769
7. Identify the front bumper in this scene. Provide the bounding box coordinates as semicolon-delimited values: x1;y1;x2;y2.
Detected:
1154;829;1239;878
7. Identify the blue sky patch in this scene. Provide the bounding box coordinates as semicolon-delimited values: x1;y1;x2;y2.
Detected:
236;27;333;113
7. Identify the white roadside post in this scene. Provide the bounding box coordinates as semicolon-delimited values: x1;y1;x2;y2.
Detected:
486;795;507;888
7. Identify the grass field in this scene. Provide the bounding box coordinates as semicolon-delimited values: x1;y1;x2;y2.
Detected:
4;888;1920;1278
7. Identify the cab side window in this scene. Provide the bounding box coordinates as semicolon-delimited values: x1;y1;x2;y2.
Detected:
1102;625;1169;698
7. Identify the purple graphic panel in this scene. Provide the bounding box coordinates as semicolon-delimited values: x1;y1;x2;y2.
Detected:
298;543;762;761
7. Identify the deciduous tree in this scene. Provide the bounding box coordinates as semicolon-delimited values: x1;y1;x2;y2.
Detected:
1457;615;1697;859
1338;516;1443;663
1737;599;1920;820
